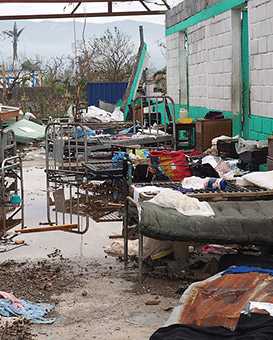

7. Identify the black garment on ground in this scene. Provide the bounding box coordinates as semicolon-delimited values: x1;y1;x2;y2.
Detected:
191;163;220;178
150;314;273;340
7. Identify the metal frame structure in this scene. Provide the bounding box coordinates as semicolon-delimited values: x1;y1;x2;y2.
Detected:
45;122;89;233
0;0;169;20
45;111;177;227
0;129;16;165
0;155;24;236
123;182;273;282
132;95;177;150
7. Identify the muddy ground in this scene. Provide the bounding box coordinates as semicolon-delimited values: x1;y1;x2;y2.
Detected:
0;151;184;340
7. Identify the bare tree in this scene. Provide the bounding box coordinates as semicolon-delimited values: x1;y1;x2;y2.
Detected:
78;27;136;82
3;22;24;70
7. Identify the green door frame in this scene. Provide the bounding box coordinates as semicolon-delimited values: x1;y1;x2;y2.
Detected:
241;6;250;138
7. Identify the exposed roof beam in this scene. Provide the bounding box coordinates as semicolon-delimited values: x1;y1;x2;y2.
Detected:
139;0;151;11
0;0;139;2
71;2;82;14
0;10;166;20
161;0;170;10
108;1;112;13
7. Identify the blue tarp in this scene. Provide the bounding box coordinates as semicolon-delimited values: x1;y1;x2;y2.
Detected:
223;266;273;277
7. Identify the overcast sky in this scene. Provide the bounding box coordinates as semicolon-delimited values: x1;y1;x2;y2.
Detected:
0;1;180;25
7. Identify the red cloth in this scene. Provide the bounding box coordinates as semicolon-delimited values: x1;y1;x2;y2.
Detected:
150;150;191;181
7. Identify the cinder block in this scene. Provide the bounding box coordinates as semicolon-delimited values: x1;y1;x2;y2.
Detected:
251;39;259;55
258;37;268;53
261;53;273;69
268;36;273;52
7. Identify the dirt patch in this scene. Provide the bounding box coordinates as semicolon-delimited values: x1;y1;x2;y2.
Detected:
0;318;34;340
0;256;90;303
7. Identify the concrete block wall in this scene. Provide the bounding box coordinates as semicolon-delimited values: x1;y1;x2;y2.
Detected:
207;12;233;112
166;32;180;103
187;11;233;111
249;0;273;118
188;21;208;107
166;0;273;139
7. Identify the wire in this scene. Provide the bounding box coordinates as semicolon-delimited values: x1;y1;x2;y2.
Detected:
82;4;87;50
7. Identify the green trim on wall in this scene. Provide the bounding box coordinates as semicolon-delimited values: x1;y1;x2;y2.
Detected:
166;0;246;36
155;101;273;140
124;42;147;118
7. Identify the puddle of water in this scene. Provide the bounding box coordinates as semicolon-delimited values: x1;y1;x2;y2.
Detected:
1;166;122;262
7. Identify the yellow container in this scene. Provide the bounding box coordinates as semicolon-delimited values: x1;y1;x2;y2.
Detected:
178;117;193;124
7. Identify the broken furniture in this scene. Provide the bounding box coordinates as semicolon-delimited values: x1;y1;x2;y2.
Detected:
196;118;232;151
0;152;24;236
131;95;177;150
0;128;24;237
45;123;128;225
124;182;273;282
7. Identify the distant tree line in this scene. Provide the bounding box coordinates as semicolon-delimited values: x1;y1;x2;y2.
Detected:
0;25;136;118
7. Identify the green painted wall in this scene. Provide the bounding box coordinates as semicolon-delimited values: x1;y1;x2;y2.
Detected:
164;0;273;141
157;101;273;140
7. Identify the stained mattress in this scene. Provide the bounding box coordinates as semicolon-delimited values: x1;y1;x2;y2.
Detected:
140;200;273;245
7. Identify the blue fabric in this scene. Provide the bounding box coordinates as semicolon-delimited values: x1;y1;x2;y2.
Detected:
74;126;95;138
119;124;141;135
0;299;55;324
222;265;273;277
112;152;127;163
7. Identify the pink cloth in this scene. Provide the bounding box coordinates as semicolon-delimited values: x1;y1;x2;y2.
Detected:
0;291;23;309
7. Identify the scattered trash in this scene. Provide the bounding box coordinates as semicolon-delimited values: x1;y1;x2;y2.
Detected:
6;118;45;144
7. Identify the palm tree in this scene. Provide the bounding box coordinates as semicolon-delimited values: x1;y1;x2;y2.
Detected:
3;22;24;70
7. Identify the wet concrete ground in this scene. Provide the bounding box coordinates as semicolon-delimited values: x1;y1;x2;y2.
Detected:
0;155;178;340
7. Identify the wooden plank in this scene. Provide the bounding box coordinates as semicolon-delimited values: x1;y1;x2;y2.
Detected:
15;223;78;234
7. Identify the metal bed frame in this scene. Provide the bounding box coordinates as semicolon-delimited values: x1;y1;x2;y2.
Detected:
123;181;273;282
131;95;177;150
45;123;90;233
0;129;24;236
0;129;17;164
0;155;24;236
45;123;127;227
